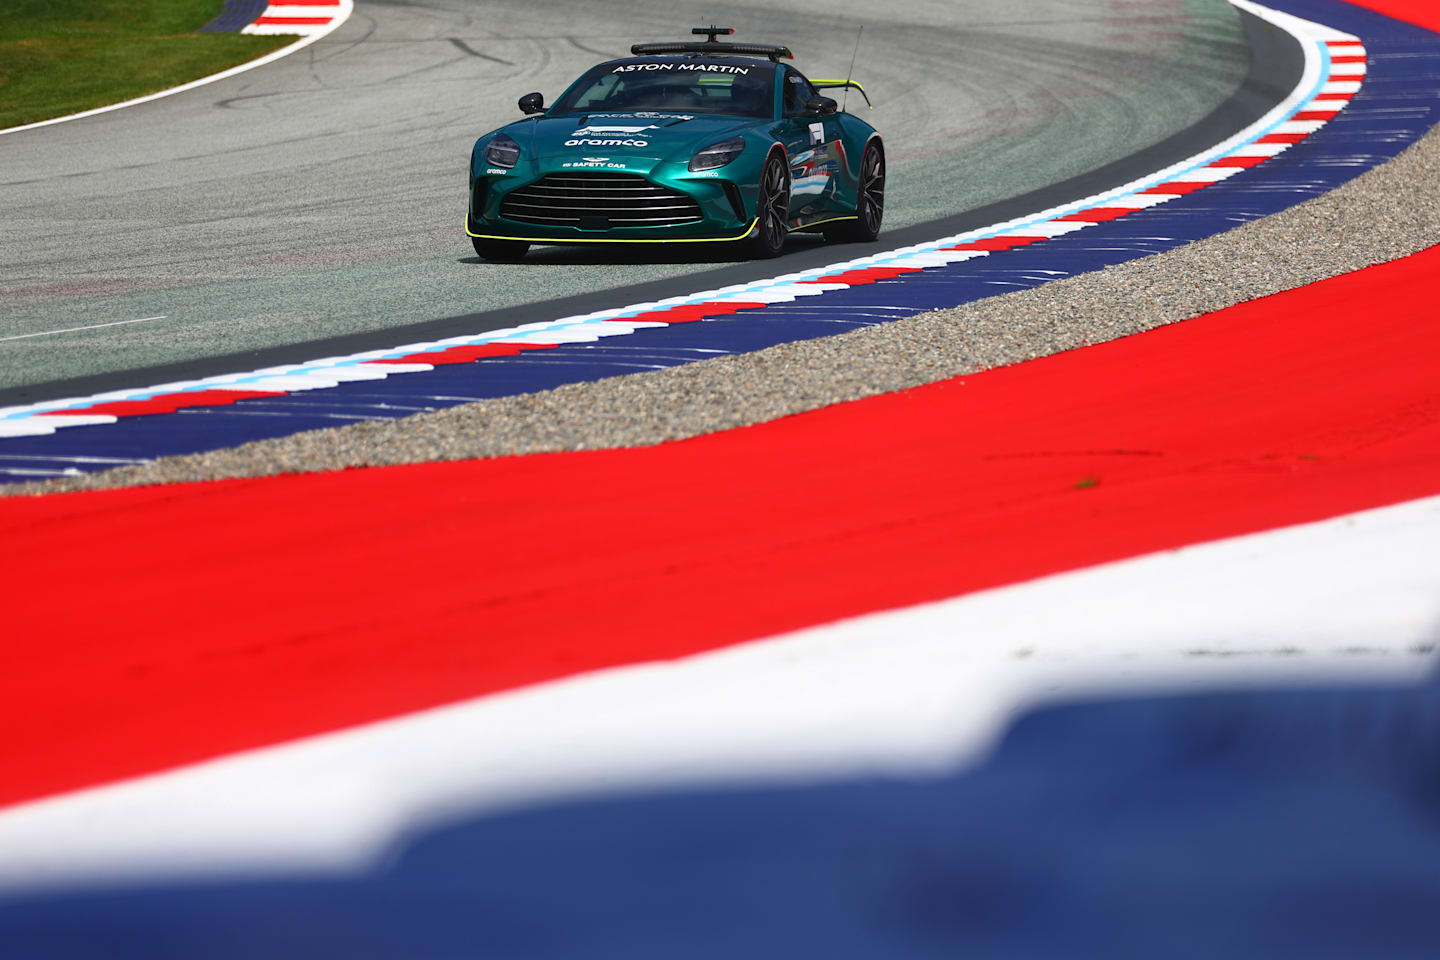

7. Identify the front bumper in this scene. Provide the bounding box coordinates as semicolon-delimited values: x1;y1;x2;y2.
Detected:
468;159;757;244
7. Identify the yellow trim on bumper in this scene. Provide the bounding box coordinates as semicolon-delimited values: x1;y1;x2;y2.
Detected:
793;215;859;229
466;218;759;244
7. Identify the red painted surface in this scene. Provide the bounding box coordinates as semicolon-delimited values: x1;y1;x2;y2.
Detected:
5;243;1440;809
1210;155;1271;167
1054;207;1137;222
622;302;768;323
253;16;333;25
805;267;924;284
38;390;285;417
371;343;558;366
1346;0;1440;30
946;237;1046;251
1142;182;1213;195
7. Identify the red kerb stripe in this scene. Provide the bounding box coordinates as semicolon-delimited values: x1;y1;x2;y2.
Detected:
38;390;286;418
370;343;558;365
253;16;334;25
1140;182;1211;195
621;302;768;323
945;237;1045;251
801;267;925;284
1209;156;1268;168
1053;207;1137;223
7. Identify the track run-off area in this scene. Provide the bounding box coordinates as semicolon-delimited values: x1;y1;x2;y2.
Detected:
1;0;1440;953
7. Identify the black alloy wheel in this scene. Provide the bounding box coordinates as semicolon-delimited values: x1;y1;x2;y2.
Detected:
825;142;885;243
472;237;530;262
747;153;791;259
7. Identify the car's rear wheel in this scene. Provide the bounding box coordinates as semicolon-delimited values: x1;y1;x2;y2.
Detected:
747;153;790;259
471;237;530;261
824;142;885;244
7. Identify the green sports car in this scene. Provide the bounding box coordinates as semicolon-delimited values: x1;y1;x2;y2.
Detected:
466;28;884;261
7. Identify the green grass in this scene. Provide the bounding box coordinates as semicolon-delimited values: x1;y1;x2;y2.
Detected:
0;0;294;130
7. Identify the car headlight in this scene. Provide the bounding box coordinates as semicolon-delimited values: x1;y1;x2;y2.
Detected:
689;136;745;172
483;133;521;169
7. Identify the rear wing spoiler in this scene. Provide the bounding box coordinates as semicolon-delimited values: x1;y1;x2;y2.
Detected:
810;79;872;109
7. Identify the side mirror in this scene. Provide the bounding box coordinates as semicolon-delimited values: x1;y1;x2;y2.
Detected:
518;92;544;115
805;95;838;117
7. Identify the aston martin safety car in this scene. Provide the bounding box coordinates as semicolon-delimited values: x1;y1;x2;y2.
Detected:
466;27;883;261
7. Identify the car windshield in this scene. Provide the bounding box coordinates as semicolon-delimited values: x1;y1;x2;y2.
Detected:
552;61;775;118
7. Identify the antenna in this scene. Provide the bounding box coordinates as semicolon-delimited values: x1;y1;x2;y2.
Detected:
842;26;863;113
692;25;735;44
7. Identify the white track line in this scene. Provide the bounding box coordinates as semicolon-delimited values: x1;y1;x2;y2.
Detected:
0;1;354;137
0;317;164;343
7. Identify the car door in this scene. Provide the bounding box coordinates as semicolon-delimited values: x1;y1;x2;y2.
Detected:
778;68;841;222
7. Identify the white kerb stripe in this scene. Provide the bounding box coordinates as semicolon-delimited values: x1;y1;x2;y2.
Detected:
0;493;1433;894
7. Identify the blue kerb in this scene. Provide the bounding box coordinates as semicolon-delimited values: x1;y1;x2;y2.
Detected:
196;0;269;34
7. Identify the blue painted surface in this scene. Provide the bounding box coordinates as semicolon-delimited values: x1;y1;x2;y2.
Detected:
4;0;1436;482
196;0;269;34
3;672;1438;958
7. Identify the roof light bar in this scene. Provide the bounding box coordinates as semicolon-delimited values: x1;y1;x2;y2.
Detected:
629;41;793;61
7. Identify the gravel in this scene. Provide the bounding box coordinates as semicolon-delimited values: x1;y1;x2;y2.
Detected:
9;120;1440;498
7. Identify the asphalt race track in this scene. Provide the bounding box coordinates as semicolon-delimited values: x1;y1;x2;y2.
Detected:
0;0;1249;392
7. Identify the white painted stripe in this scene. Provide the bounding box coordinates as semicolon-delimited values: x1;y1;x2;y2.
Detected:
0;1;355;137
1274;119;1326;134
1007;220;1092;237
1301;98;1347;113
0;415;119;437
242;23;330;36
1172;166;1245;182
261;5;339;16
294;365;391;382
0;422;59;438
0;467;82;478
0;493;1432;892
1322;80;1363;94
1103;193;1176;209
210;376;342;392
1228;141;1292;157
0;317;164;343
354;362;434;373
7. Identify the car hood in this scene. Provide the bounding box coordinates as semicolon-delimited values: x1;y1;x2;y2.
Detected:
520;113;756;165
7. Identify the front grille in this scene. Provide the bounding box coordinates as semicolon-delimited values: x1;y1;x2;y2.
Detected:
499;174;703;229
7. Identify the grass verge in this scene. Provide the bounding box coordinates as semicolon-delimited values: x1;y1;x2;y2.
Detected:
0;0;295;130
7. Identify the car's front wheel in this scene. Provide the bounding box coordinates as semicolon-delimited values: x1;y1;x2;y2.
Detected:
825;142;885;244
746;152;790;259
471;237;530;262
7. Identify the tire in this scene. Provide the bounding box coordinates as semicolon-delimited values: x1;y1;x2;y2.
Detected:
471;237;530;261
746;152;790;259
824;142;885;244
